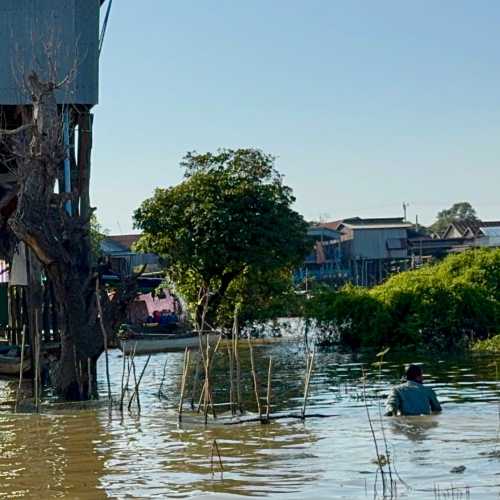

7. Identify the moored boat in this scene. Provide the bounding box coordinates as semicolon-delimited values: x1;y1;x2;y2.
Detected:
118;325;220;355
0;345;30;375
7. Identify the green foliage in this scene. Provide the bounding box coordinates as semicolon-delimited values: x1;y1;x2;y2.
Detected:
306;248;500;350
90;214;107;265
472;334;500;352
430;201;478;236
305;284;391;348
133;148;310;325
216;267;303;328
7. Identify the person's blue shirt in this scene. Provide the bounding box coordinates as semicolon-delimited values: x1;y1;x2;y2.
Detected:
385;380;442;416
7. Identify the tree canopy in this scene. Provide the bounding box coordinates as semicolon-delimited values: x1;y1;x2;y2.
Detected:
133;148;310;326
430;201;478;236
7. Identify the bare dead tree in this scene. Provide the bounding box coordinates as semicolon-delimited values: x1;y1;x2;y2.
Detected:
0;70;140;400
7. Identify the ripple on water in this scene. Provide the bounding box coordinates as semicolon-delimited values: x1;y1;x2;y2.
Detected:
0;346;499;498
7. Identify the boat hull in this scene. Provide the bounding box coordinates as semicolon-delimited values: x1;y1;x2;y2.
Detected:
0;356;30;375
119;333;220;355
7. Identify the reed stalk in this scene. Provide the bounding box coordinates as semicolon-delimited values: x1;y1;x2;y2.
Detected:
362;367;386;496
374;349;394;493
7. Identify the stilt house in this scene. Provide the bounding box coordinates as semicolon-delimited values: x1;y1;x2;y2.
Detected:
0;0;103;346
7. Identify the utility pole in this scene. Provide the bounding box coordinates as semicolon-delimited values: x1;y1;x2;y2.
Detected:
402;202;409;222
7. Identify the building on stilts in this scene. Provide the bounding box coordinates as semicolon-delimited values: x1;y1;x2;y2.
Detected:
0;1;106;376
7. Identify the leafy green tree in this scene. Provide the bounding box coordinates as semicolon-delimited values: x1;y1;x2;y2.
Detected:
133;149;310;326
430;201;478;236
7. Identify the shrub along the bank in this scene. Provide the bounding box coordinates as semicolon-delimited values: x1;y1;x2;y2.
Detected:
472;334;500;352
305;248;500;350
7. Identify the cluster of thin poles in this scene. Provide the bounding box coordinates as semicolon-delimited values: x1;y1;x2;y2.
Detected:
118;342;151;413
174;307;317;426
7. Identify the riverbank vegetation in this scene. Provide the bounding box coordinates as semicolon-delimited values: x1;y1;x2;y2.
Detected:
472;335;500;352
305;248;500;350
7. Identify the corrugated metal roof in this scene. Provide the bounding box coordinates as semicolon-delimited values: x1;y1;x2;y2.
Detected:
106;234;141;251
342;223;413;230
0;0;100;105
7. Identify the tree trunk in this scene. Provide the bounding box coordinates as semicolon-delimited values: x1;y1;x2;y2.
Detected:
0;73;103;400
49;267;101;399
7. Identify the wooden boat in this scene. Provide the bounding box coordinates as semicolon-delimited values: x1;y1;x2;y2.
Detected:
118;325;220;355
0;345;30;375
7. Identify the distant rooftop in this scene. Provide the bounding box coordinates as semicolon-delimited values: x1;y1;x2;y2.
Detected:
321;217;412;231
105;234;141;252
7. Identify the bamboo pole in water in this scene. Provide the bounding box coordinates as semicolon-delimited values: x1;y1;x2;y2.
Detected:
190;353;201;410
302;351;315;419
210;439;224;479
120;342;137;411
196;333;223;421
247;338;261;418
119;352;126;404
73;344;80;400
79;361;84;401
129;355;139;411
34;310;40;411
203;334;213;423
96;278;112;400
88;357;93;400
232;310;243;414
158;354;169;399
266;357;273;422
178;348;191;422
227;343;235;415
15;325;27;412
128;354;151;413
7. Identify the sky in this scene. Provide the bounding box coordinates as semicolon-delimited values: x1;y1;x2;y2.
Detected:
92;0;500;234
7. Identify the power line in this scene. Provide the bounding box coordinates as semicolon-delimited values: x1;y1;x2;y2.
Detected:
99;0;113;57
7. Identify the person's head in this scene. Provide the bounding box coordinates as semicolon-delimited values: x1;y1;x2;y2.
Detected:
406;364;423;383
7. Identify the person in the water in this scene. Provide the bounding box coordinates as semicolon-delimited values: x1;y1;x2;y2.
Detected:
385;364;442;416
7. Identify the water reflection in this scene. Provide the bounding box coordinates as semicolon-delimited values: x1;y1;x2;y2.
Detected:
0;411;108;499
389;416;440;442
98;410;320;498
0;345;498;498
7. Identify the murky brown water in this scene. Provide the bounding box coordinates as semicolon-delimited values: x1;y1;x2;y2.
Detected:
0;343;499;499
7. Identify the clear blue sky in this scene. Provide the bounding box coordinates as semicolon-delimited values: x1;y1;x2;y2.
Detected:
92;0;500;234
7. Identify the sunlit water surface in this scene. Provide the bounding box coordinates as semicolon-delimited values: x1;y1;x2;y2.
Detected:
0;342;499;499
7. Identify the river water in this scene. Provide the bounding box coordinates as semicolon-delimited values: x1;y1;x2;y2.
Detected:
0;342;499;499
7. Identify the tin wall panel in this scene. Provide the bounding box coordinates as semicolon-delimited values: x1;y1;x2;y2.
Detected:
0;0;99;105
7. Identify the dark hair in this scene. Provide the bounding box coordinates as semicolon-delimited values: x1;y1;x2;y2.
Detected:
406;364;422;381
